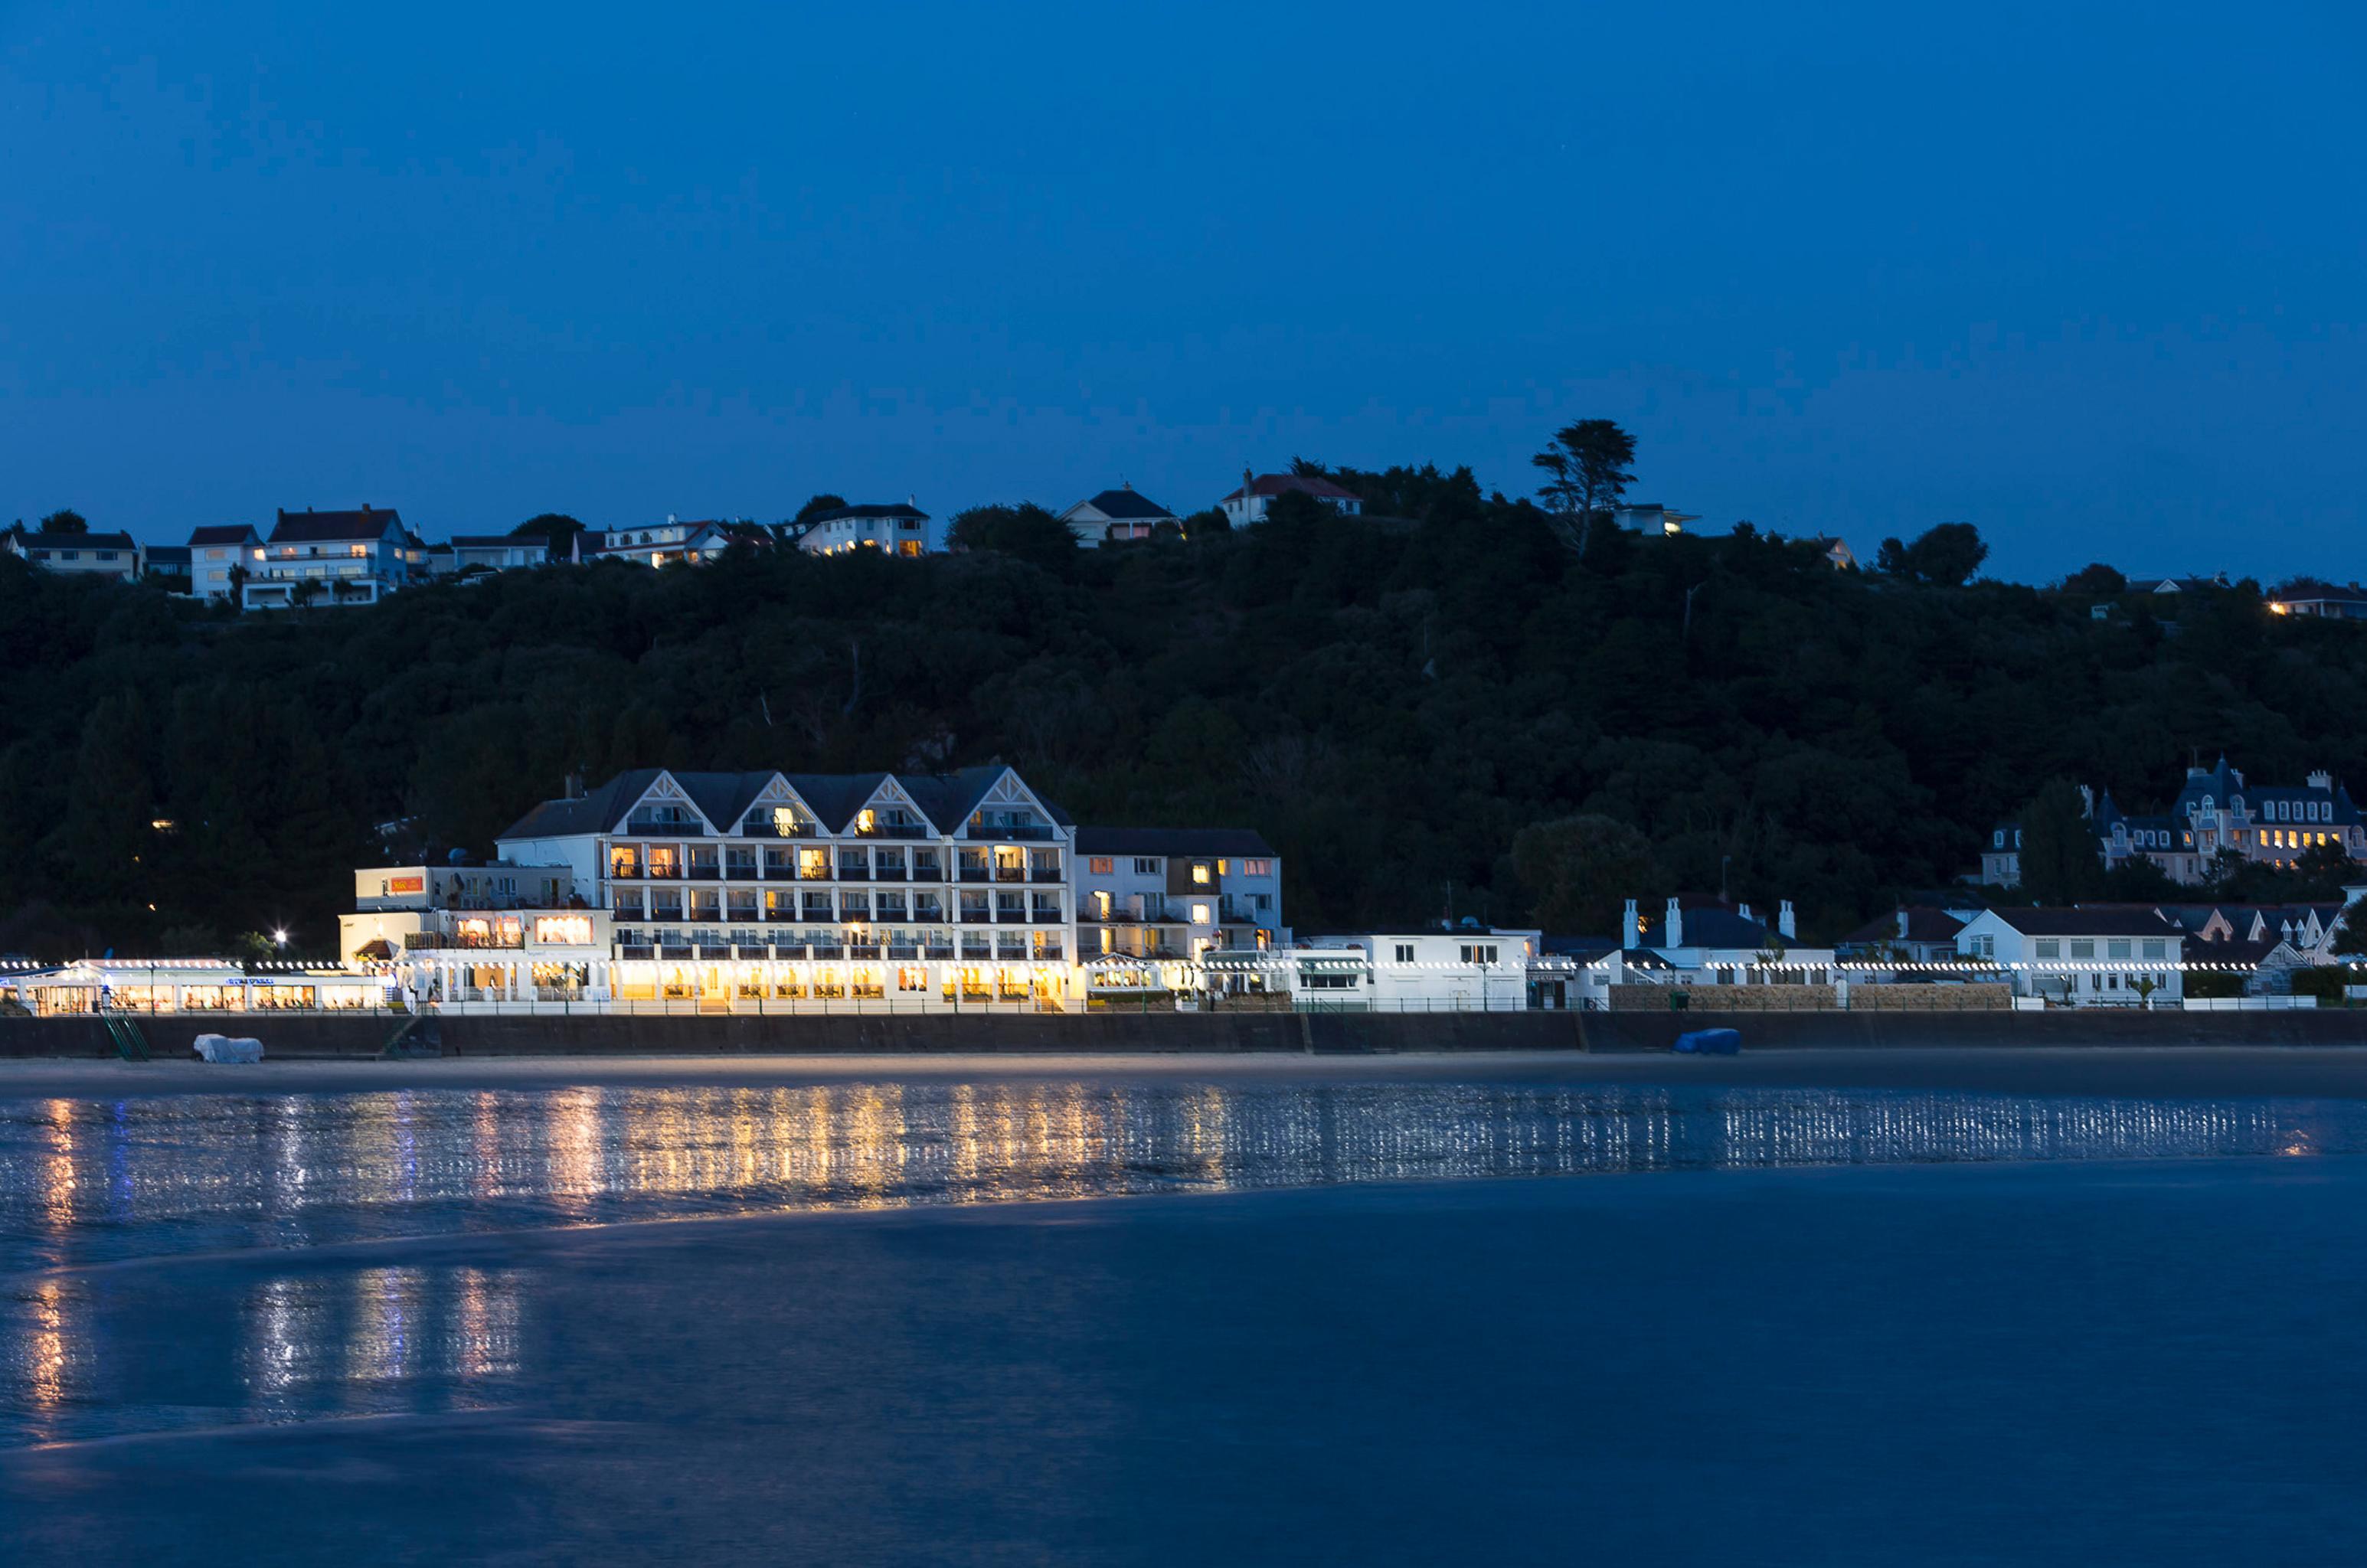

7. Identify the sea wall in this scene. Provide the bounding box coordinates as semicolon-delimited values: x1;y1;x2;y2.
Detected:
4;1007;2367;1059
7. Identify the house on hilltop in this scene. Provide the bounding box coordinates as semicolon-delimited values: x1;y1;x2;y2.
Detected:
244;506;417;609
1218;471;1362;528
1059;485;1180;547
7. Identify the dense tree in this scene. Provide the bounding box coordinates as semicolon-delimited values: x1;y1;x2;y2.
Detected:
39;508;87;534
2;467;2364;957
1876;522;1989;587
1529;420;1635;554
1511;815;1661;936
2061;563;2127;599
515;513;587;559
793;494;850;527
2016;780;2103;903
947;504;1077;573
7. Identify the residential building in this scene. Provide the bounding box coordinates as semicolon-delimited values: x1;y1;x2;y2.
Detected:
244;505;415;609
1836;906;1970;965
450;534;550;573
796;501;940;557
2268;583;2367;619
586;516;739;568
143;544;192;594
1977;757;2367;889
1610;504;1698;537
4;531;143;582
187;524;262;601
487;764;1075;1008
341;861;610;1004
1810;536;1857;570
1617;896;1838;981
2126;574;2227;597
1291;929;1541;1011
1950;906;2184;1007
1059;485;1181;547
1217;470;1362;528
1074;828;1284;962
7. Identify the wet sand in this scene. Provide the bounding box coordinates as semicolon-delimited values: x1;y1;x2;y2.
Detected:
8;1046;2367;1101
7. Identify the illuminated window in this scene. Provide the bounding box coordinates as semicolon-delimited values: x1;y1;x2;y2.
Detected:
1191;863;1211;886
1088;857;1113;875
1190;903;1211;924
857;808;877;834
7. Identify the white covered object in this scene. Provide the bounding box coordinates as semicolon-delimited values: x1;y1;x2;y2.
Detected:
192;1033;263;1063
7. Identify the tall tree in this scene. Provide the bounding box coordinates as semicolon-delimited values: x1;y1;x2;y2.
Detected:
1529;420;1635;555
1512;815;1660;933
1877;522;1989;587
2016;779;2101;903
793;494;849;527
39;508;87;535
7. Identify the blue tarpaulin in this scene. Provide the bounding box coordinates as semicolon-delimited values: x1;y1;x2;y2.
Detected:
1672;1027;1742;1055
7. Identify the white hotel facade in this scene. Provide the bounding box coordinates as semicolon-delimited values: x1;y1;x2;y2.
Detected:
347;766;1299;1011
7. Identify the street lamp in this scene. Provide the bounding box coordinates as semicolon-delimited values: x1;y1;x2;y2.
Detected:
272;928;289;950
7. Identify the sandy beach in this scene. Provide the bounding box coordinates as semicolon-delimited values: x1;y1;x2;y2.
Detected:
6;1045;2367;1102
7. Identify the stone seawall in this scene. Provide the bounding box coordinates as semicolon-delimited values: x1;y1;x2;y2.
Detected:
4;1008;2367;1060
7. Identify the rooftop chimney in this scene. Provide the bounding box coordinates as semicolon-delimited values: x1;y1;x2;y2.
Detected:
1779;900;1797;941
1897;909;1910;940
2309;769;2333;792
564;769;585;801
1622;898;1639;951
1665;897;1683;951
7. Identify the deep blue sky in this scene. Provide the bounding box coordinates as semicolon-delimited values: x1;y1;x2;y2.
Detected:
4;2;2362;579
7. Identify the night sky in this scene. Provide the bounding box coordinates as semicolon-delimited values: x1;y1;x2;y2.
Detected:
4;1;2361;578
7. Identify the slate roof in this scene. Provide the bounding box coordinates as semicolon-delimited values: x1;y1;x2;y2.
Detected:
145;545;191;568
188;524;259;547
270;508;404;544
1636;906;1776;949
803;503;928;523
1986;908;2182;938
452;534;544;549
1839;907;1966;946
1074;827;1277;858
1074;487;1176;521
1220;473;1359;504
20;531;137;550
496;766;1061;842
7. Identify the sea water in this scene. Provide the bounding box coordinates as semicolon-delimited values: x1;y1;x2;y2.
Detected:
2;1076;2361;1563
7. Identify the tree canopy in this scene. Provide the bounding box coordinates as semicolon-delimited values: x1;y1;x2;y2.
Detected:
0;475;2353;958
38;508;87;535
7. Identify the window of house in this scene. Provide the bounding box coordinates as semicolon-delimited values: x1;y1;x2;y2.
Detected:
1244;858;1272;877
1460;944;1498;964
2107;939;2131;959
1393;943;1415;964
1190;903;1212;924
2070;940;2095;959
1191;863;1211;885
2033;939;2059;958
2142;939;2166;959
1088;857;1113;875
1254;893;1271;911
1133;858;1159;876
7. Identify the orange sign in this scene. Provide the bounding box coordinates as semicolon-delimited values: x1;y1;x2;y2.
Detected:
390;876;424;893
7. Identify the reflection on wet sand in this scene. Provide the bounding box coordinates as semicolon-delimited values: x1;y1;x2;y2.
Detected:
0;1082;2354;1278
0;1078;2358;1449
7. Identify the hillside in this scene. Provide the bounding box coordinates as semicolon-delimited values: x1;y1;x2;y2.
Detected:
2;493;2359;957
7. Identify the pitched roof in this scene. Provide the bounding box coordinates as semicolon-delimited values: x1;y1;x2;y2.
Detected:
1221;473;1359;504
188;524;258;547
1839;908;1966;946
270;508;404;544
1076;487;1175;521
144;545;191;567
1985;907;2182;938
1639;907;1774;949
20;531;137;550
804;503;928;523
1074;827;1277;858
496;766;1064;843
452;534;544;548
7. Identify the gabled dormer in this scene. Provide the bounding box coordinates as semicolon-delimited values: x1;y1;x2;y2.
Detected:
618;772;715;836
734;774;822;838
848;776;938;839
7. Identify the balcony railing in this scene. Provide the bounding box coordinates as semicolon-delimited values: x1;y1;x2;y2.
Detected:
623;822;703;838
911;864;945;882
958;868;990;883
687;866;720;881
1030;868;1064;884
609;864;644;880
994;867;1025;883
968;824;1054;842
871;867;907;881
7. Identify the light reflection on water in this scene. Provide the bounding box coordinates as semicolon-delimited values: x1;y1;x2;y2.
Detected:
0;1080;2358;1446
0;1081;2356;1275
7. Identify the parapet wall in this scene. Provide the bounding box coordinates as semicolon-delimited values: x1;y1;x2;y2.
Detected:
2;1006;2364;1060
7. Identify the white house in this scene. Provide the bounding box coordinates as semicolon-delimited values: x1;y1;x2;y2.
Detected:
244;506;417;609
1295;929;1541;1011
186;524;262;600
796;501;942;557
1074;828;1284;962
1217;471;1362;528
449;534;551;573
585;516;740;568
1059;485;1181;547
5;531;143;583
1610;504;1698;537
1620;897;1837;982
1950;906;2183;1007
484;764;1076;1010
